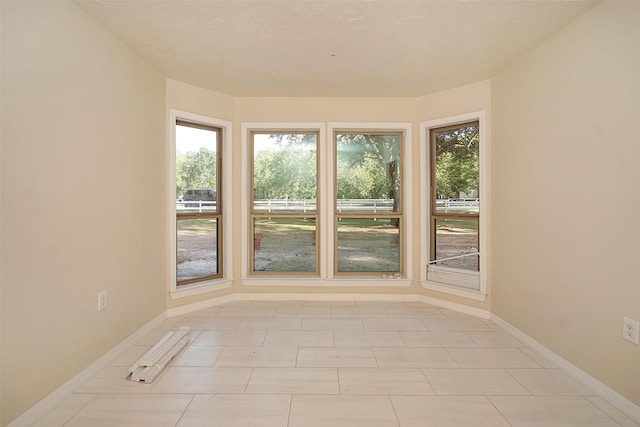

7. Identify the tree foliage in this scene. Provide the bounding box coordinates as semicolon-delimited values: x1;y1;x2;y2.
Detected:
337;156;389;199
434;125;479;199
253;134;317;200
176;147;216;197
175;133;406;205
336;134;400;200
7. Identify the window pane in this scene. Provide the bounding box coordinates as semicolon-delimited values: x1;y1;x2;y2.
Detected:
253;133;317;213
337;217;400;273
178;188;217;213
177;218;218;282
336;133;401;213
253;217;316;272
433;124;479;214
433;219;478;271
176;123;218;213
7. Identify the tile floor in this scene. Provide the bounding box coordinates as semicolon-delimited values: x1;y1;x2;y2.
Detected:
34;301;639;426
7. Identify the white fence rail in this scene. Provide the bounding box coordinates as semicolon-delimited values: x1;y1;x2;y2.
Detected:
435;198;479;213
254;199;318;213
176;200;216;213
336;199;395;213
177;198;479;213
251;198;396;213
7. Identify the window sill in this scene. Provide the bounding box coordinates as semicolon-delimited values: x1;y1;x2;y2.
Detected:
170;278;233;299
242;277;412;287
421;279;486;301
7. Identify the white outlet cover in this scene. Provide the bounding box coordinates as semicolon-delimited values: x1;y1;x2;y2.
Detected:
622;317;639;344
98;290;108;311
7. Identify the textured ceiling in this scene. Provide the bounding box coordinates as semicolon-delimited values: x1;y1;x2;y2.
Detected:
75;0;596;97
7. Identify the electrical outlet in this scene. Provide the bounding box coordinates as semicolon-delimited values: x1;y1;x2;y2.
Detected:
622;317;639;344
98;290;108;311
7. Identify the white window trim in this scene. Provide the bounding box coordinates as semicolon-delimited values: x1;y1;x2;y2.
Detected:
420;112;488;301
240;122;413;287
168;109;233;299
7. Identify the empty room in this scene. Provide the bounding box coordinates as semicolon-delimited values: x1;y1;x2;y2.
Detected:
1;0;639;426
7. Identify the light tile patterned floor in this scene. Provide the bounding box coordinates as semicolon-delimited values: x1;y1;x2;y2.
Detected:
34;301;639;427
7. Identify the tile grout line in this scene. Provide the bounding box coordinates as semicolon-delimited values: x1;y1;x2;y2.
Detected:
418;367;437;396
171;394;196;427
286;394;294;427
485;395;515;427
503;368;534;396
59;394;99;427
386;394;402;427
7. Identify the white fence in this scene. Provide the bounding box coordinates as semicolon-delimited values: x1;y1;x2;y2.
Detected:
436;198;479;213
254;199;318;213
177;198;478;213
252;198;396;213
176;200;216;213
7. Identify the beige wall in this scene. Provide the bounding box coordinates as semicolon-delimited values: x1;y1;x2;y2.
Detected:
166;79;235;122
416;80;491;122
0;2;166;424
165;80;492;311
492;1;640;406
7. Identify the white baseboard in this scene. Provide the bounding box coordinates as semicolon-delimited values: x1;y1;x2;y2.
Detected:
166;292;421;317
232;292;422;303
417;295;490;319
491;313;640;423
166;292;491;319
166;293;240;317
8;312;167;427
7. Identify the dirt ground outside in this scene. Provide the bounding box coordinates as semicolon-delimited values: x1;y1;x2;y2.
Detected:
176;218;478;280
433;222;479;271
177;219;218;282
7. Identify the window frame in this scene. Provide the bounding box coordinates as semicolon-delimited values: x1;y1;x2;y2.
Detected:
248;129;321;276
429;121;479;274
169;109;233;299
241;122;413;287
176;120;222;286
420;112;488;301
333;129;405;277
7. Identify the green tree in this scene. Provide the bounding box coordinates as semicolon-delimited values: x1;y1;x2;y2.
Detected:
253;134;316;200
336;133;400;207
337;156;389;199
176;147;216;197
434;125;479;199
